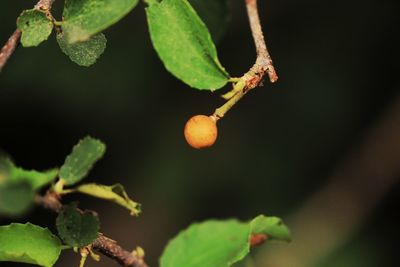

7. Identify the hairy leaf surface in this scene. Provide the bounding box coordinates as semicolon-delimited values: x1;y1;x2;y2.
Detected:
62;0;139;43
17;9;53;47
59;136;106;185
57;33;107;66
56;203;100;247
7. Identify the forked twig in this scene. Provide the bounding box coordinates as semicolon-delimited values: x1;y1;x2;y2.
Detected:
35;193;149;267
212;0;278;120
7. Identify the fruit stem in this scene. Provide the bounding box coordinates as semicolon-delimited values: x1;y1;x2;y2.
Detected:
213;89;247;120
212;0;278;120
212;79;247;120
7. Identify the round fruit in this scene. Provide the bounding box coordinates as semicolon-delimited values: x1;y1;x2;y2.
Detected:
184;115;218;149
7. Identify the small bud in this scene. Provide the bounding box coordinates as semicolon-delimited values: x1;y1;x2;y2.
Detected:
249;233;268;247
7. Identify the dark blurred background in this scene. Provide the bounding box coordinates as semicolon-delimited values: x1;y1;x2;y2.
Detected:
1;0;399;266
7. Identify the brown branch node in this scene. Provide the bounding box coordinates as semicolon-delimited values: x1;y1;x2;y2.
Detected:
0;0;56;72
35;193;149;267
93;235;147;267
212;0;278;119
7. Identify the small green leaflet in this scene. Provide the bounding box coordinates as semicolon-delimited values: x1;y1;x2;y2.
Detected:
76;183;141;216
56;203;100;247
10;167;58;191
0;182;34;216
62;0;139;43
17;9;53;47
0;156;9;182
146;0;230;90
0;157;58;190
0;156;58;216
160;215;290;267
0;223;61;267
250;215;291;242
57;33;107;66
59;136;106;185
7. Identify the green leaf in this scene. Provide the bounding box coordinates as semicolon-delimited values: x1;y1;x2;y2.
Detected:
160;215;291;267
11;168;59;190
189;0;229;43
250;215;291;242
0;223;61;267
62;0;139;43
0;182;34;217
0;157;57;217
17;9;53;47
146;0;229;90
57;32;107;67
0;156;13;184
56;203;100;247
59;136;106;185
75;183;141;216
0;156;58;191
0;160;9;183
161;220;249;267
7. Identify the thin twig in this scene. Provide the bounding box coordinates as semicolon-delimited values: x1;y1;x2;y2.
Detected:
35;193;149;267
93;235;147;267
0;30;21;72
35;0;56;11
212;0;278;120
246;0;278;83
0;0;55;73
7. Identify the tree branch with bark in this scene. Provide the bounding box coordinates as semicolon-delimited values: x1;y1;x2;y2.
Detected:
0;30;21;72
35;192;149;267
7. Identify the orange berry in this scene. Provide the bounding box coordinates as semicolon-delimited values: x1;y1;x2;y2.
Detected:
184;115;218;149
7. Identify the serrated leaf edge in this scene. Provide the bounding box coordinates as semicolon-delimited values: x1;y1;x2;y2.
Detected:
0;223;62;267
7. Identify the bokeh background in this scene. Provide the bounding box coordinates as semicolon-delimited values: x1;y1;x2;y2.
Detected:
1;0;400;266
